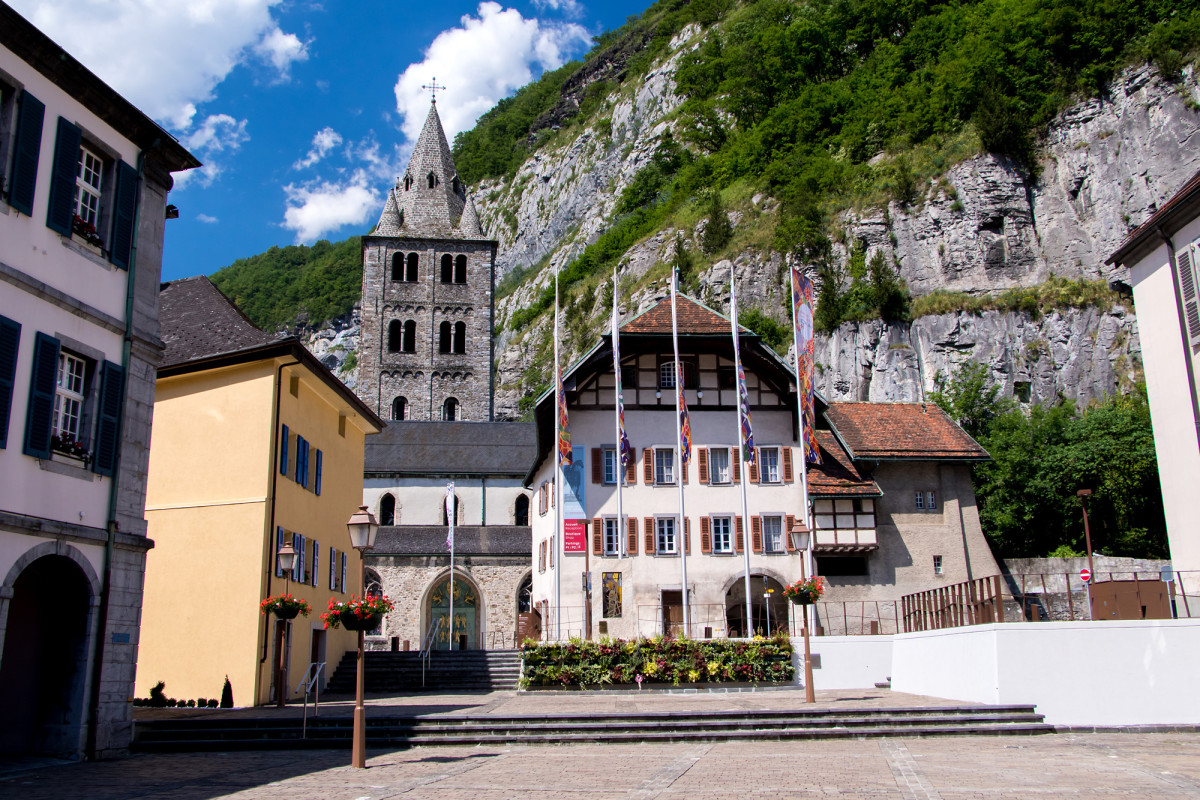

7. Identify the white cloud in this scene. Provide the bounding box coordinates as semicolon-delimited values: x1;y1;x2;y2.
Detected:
195;213;220;224
9;1;304;130
393;2;591;146
282;171;380;243
293;127;344;170
533;0;583;16
184;114;250;153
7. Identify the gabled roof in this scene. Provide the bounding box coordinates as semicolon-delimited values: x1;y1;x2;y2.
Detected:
1108;168;1200;268
159;277;280;366
807;431;881;496
366;421;536;476
622;294;747;335
824;402;989;461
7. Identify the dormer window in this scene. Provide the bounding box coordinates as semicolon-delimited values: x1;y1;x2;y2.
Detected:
403;174;412;191
427;172;436;189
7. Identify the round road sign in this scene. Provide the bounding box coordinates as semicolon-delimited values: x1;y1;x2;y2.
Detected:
1080;568;1092;583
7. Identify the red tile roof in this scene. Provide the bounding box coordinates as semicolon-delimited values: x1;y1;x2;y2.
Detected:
807;431;881;496
824;402;989;461
622;294;742;335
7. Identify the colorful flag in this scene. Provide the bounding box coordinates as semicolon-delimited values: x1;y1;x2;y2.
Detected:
730;281;755;463
677;362;692;465
790;266;822;465
444;483;455;550
611;272;632;466
556;363;572;466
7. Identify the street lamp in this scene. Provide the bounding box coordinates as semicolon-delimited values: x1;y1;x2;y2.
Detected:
789;520;815;704
346;505;378;769
274;541;297;709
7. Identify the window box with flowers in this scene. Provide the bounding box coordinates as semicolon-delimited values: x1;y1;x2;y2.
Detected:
783;576;825;605
71;214;105;257
260;594;311;620
50;432;91;467
321;595;394;631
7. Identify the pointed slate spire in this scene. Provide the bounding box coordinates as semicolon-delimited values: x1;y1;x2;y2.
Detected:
388;103;468;236
374;186;403;236
457;195;483;236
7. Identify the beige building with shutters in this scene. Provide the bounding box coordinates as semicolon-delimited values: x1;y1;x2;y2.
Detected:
526;294;999;641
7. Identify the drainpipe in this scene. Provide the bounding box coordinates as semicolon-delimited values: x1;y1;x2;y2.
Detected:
85;152;144;760
259;357;301;694
1158;227;1200;454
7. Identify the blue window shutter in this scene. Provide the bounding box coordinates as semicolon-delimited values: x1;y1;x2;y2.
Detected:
315;449;322;495
23;332;59;459
294;435;303;483
275;527;285;577
92;361;124;477
280;424;289;475
0;316;20;449
8;90;44;216
46;117;80;236
312;540;319;587
329;546;335;589
291;533;300;582
109;161;138;269
340;552;346;593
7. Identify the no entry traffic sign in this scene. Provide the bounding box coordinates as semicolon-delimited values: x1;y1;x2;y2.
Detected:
1080;567;1092;583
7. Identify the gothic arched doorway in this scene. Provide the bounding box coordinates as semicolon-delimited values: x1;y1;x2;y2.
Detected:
0;554;93;756
426;573;479;650
724;574;788;637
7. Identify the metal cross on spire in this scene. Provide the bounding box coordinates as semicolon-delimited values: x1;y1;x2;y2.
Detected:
422;77;446;103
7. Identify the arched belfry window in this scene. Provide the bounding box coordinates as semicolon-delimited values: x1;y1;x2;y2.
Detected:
442;397;459;421
452;176;462;194
406;253;418;282
380;493;396;526
427;172;437;189
391;252;403;281
387;320;402;352
440;254;453;284
392;396;407;420
439;321;452;353
514;494;530;526
453;321;466;354
402;320;416;353
454;254;467;284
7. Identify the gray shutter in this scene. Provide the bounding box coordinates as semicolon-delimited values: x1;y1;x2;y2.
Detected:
23;332;59;458
8;90;44;216
1176;243;1200;352
0;315;20;449
92;361;124;477
109;161;138;269
46;117;80;236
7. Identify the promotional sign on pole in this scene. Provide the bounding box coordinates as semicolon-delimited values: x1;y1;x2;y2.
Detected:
564;519;587;553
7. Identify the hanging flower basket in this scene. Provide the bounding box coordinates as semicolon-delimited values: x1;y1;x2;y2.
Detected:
339;612;384;631
321;594;394;630
783;576;825;605
260;594;311;620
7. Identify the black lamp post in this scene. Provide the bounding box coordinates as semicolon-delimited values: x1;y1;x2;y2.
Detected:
274;541;297;708
789;521;815;704
346;505;379;769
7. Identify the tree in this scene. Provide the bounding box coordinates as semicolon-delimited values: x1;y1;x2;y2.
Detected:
929;361;1012;439
700;190;733;254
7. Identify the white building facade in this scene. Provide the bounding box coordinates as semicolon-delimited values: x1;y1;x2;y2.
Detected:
0;3;197;758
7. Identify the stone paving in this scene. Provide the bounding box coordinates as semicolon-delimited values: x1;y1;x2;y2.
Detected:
3;690;1199;799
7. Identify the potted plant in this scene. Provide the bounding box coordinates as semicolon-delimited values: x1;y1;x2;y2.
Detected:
783;576;825;605
260;593;311;620
71;214;105;253
50;432;91;466
321;595;394;631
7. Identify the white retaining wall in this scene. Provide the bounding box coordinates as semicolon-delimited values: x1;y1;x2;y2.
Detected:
801;635;894;691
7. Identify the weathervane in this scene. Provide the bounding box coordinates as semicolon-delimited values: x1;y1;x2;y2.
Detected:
422;77;446;103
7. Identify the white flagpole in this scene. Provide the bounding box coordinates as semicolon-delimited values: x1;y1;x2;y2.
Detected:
789;269;814;634
730;272;754;637
670;273;690;637
554;265;562;641
613;268;625;560
446;482;455;651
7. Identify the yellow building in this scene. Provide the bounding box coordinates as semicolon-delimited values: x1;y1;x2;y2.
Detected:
136;277;383;706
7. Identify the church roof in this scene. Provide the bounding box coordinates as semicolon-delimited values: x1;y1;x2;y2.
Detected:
374;102;486;239
366;421;536;476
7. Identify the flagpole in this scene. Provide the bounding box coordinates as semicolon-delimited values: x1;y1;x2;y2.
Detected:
447;482;455;651
730;272;754;637
554;266;562;641
612;268;626;560
670;274;690;636
789;268;815;699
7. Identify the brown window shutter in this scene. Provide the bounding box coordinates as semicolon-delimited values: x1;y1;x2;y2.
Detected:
643;448;653;484
783;447;794;483
627;517;638;555
683;517;691;554
751;516;763;553
732;447;741;484
591;448;602;484
698;447;709;483
749;449;759;483
735;516;744;552
785;515;797;551
626;449;637;485
550;479;555;508
539;540;545;572
645;517;655;554
700;517;712;554
593;518;603;555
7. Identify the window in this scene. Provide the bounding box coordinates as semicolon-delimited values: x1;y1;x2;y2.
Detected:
340;552;347;594
404;174;412;191
380;493;396;526
602;572;622;618
914;491;925;510
711;516;732;553
53;352;87;440
817;555;870;576
602;447;618;484
329;546;337;590
0;315;20;449
311;539;319;588
933;555;943;575
658;360;696;389
654;447;675;485
514;494;529;526
709;447;730;484
442;397;459;421
454;255;467;284
294;435;309;487
387;320;402;352
442;495;460;525
391;252;404;281
75;143;103;228
403;320;416;353
440;254;453;283
620;364;637;388
453;322;466;354
603;518;621;556
406;253;418;281
656;517;677;554
759;447;781;483
427;171;436;189
926;491;938;510
762;515;784;553
392;396;407;420
275;527;286;577
439;321;452;353
717;366;735;389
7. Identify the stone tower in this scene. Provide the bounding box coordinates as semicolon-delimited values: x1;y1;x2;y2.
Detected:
358;103;497;422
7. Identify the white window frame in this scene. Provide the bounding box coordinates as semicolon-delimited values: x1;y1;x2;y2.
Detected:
53;351;87;439
603;516;621;556
709;447;731;484
933;554;943;575
761;514;784;554
654;447;675;485
759;446;781;483
655;516;677;555
603;447;618;485
914;491;925;510
75;143;104;228
711;515;733;554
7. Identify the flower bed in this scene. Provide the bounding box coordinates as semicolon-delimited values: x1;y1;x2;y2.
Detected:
520;635;794;689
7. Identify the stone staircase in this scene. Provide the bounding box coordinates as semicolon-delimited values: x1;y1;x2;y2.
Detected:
132;704;1053;752
325;650;522;693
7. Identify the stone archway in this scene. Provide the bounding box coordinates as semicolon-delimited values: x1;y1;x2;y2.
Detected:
723;572;789;638
0;552;95;756
424;572;481;650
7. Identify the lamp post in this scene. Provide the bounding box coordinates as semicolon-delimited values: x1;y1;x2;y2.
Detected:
274;542;296;708
1077;489;1096;620
789;521;815;704
346;505;379;769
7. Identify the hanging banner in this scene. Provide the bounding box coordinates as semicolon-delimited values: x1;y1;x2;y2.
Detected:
564;519;588;553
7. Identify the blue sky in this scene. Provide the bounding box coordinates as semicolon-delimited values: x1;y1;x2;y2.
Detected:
11;1;648;281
